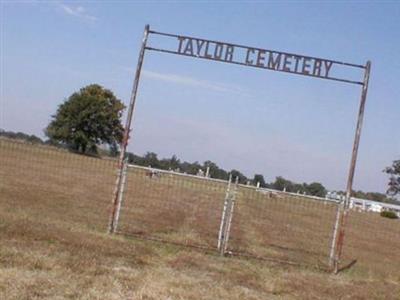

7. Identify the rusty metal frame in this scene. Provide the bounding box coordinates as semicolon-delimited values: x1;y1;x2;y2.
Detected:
221;176;239;255
108;25;150;233
109;25;371;274
331;61;371;273
218;174;232;252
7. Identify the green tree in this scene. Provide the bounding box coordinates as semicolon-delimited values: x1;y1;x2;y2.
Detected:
230;169;247;184
292;183;306;194
203;160;229;180
45;84;125;153
253;174;267;187
365;192;389;202
385;160;400;196
180;161;202;174
166;155;181;170
142;152;161;168
271;176;293;191
305;182;327;197
126;152;142;165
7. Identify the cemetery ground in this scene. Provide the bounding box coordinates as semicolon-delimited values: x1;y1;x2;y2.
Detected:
0;139;399;299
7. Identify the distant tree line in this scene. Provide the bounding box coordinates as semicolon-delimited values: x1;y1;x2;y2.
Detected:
125;151;329;196
2;127;398;203
0;129;45;145
352;190;391;202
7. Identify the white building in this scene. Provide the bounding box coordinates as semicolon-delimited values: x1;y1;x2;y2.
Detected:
327;192;400;217
349;197;400;216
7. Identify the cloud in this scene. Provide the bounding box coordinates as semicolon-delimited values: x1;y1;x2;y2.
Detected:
59;3;97;22
141;70;251;97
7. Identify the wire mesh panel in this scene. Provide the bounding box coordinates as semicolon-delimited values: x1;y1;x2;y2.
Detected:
340;210;400;276
4;137;398;274
117;165;228;249
226;186;339;267
0;138;117;231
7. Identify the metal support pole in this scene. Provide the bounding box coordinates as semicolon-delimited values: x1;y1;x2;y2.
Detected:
329;201;342;267
222;176;239;254
113;158;128;233
218;174;232;253
331;61;371;272
108;24;150;233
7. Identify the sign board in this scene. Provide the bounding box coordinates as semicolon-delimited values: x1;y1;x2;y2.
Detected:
146;30;366;85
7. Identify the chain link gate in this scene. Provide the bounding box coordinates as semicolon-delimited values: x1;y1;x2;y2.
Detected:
116;164;232;250
114;164;339;268
224;186;340;268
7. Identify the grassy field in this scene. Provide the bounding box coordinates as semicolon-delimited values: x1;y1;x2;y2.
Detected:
119;166;339;267
0;138;399;299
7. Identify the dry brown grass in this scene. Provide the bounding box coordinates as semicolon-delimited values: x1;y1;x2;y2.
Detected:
0;139;399;299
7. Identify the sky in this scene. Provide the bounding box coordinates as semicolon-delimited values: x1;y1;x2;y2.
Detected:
1;1;399;193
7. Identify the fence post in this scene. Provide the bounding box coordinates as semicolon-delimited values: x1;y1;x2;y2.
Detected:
222;176;239;255
108;24;150;233
328;201;342;267
218;174;232;253
113;158;128;233
331;61;371;273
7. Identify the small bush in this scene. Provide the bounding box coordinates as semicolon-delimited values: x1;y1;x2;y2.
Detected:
380;211;399;219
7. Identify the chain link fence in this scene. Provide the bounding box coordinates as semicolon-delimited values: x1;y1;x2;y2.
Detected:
0;138;116;232
1;138;398;274
115;163;342;268
340;209;400;276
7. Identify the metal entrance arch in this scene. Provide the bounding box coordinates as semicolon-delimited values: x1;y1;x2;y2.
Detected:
108;24;371;273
